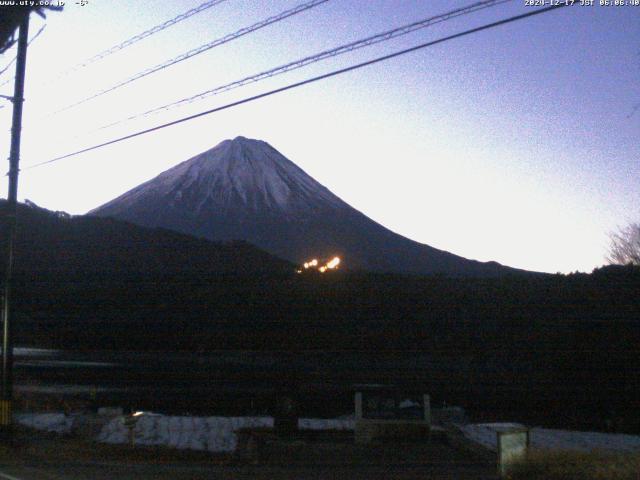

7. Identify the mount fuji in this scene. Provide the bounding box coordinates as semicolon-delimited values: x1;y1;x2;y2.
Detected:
90;136;523;277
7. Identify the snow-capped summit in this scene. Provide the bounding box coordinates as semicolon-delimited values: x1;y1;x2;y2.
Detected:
91;137;523;276
98;136;343;218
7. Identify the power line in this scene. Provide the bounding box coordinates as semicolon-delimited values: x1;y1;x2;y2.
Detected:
98;0;512;132
0;24;46;88
53;0;330;114
0;58;17;85
54;0;230;78
25;3;573;171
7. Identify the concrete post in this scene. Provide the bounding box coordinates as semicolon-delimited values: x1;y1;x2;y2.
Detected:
355;392;363;420
423;394;431;425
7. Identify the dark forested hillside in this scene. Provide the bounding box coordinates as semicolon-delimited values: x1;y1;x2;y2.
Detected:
1;200;293;278
2;201;640;431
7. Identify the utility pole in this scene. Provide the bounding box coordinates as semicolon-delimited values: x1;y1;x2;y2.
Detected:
1;11;30;432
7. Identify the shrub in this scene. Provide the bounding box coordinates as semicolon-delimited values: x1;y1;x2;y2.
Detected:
506;449;640;480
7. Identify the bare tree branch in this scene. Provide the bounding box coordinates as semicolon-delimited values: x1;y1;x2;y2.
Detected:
607;223;640;266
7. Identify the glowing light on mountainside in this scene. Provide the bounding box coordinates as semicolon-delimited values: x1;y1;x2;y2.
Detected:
299;256;341;273
326;257;340;269
303;259;318;269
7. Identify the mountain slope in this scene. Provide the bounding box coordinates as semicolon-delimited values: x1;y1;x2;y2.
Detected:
1;200;292;279
91;136;526;277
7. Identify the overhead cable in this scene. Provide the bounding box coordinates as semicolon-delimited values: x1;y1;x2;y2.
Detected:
57;0;230;77
25;3;573;170
54;0;330;114
0;24;47;88
98;0;512;131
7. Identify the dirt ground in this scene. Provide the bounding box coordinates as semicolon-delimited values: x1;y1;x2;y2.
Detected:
0;427;499;480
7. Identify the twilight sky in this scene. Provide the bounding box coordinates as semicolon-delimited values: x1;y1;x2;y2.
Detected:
0;0;638;274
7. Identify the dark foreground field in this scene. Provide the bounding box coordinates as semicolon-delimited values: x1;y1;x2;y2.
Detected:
0;427;497;480
6;202;640;433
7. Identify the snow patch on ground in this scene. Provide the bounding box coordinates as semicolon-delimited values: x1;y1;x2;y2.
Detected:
298;418;354;430
98;415;273;452
97;414;355;452
18;412;640;456
461;423;640;453
15;411;357;453
15;413;74;434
